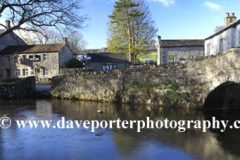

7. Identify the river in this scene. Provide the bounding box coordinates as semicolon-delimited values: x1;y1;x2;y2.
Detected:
0;99;239;160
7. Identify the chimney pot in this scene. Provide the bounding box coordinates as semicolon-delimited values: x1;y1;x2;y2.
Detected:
157;36;161;42
63;38;67;45
232;13;235;17
226;13;229;17
5;20;10;30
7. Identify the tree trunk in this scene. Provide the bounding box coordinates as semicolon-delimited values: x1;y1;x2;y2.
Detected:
127;20;131;63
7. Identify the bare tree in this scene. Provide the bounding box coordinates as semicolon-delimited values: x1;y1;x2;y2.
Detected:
20;28;87;53
0;0;88;39
64;31;87;53
34;28;62;44
19;27;62;44
214;25;224;32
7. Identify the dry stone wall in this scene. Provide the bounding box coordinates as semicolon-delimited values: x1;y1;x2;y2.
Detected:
51;48;240;108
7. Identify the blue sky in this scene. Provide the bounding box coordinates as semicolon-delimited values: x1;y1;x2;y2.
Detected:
1;0;240;49
80;0;240;49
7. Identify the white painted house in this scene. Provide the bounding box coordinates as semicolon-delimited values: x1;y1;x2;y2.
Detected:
205;13;240;56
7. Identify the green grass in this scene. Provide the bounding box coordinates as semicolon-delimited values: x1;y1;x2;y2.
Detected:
137;55;157;62
160;91;186;102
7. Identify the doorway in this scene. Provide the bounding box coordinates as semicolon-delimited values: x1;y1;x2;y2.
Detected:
6;69;11;79
35;69;41;80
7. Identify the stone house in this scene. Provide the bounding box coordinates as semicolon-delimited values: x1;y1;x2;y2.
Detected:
76;48;130;72
85;52;130;72
204;13;240;55
157;36;204;65
0;38;74;80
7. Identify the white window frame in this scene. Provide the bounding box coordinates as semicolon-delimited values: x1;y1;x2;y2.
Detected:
43;69;48;76
43;54;47;61
15;69;20;76
219;38;223;52
22;55;27;62
207;44;210;56
22;69;28;76
239;31;240;44
6;56;10;63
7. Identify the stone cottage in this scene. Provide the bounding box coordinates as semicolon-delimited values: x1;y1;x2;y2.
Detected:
204;13;240;55
157;36;204;65
0;38;74;80
85;52;130;72
76;48;130;72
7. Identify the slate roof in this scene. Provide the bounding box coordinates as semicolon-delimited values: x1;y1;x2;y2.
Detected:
98;47;109;53
76;48;110;55
159;40;204;48
205;19;240;40
0;43;65;55
87;52;129;63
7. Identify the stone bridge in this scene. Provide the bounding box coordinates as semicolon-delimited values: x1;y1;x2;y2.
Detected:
51;48;240;108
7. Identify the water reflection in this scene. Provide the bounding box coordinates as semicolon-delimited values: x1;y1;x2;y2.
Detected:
0;99;238;159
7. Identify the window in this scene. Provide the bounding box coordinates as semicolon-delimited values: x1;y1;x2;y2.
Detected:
43;69;48;76
14;57;18;63
22;55;27;62
207;44;210;55
22;69;28;76
188;56;194;60
29;55;41;61
6;56;10;63
43;54;47;61
15;69;20;76
239;31;240;44
220;38;223;52
103;65;116;71
169;56;174;63
179;58;186;62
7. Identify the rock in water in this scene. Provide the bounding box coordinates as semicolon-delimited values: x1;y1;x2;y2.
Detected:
95;132;104;136
203;81;240;110
97;110;103;114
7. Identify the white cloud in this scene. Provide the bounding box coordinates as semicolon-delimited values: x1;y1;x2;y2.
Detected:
204;1;221;11
152;0;175;6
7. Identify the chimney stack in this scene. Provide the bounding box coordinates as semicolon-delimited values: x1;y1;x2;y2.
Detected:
158;36;161;42
5;20;10;30
225;12;237;27
157;36;161;47
62;38;67;45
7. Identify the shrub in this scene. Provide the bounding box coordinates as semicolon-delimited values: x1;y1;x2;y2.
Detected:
66;58;83;68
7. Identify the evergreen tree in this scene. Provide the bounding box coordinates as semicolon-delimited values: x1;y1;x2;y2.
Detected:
108;0;143;62
107;0;158;63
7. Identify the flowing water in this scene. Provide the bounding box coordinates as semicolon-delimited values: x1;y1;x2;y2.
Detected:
0;99;239;160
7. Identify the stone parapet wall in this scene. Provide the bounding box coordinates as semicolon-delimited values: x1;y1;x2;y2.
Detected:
51;48;240;108
59;68;93;76
0;76;36;98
